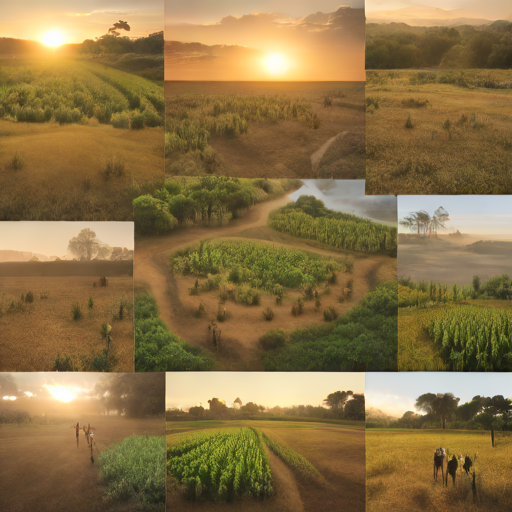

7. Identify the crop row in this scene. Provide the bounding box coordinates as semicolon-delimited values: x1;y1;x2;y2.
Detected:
425;305;512;371
170;240;343;290
167;428;273;501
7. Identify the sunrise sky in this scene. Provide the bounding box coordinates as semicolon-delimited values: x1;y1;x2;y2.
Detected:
366;0;512;22
164;0;365;80
0;222;134;258
166;372;364;410
0;1;163;45
366;372;512;417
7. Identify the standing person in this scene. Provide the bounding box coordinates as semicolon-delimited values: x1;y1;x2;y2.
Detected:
75;422;80;448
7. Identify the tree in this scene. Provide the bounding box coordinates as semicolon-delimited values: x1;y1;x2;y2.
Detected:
431;207;450;237
68;228;106;260
324;390;353;412
344;394;365;421
481;395;512;447
415;392;460;429
188;406;205;418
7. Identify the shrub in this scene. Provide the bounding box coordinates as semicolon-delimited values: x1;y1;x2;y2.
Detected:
52;354;76;372
323;306;338;322
40;290;49;299
133;195;178;235
71;303;82;320
103;156;125;178
401;98;430;108
259;329;287;350
328;272;337;284
88;297;94;309
216;305;227;322
99;276;108;287
194;303;206;318
111;111;130;129
7;152;24;171
262;307;274;321
405;115;414;129
24;291;34;303
130;112;145;129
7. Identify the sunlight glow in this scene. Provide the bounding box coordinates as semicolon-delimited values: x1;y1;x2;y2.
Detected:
266;53;289;76
44;385;76;402
42;30;64;47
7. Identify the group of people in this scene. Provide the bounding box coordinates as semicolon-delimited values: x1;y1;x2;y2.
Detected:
74;422;93;448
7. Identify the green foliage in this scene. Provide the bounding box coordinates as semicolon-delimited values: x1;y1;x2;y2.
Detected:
133;195;178;235
269;197;397;253
261;307;274;321
24;291;34;303
103;156;125;178
7;152;25;171
425;306;512;371
402;98;430;108
323;306;338;322
135;293;214;371
259;329;287;350
88;297;94;309
99;435;166;508
264;282;398;371
171;240;341;292
71;302;82;320
261;431;321;481
167;428;273;502
52;353;76;372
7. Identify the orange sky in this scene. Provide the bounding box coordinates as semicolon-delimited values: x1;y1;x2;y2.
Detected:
165;6;365;81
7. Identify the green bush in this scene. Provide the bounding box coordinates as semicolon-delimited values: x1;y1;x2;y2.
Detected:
133;195;178;235
130;112;145;129
111;111;130;129
72;303;82;320
259;329;287;350
262;307;274;321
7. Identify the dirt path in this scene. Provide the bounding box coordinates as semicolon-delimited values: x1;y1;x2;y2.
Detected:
310;131;348;173
135;194;292;330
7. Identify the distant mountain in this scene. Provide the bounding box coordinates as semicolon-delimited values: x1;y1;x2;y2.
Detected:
0;250;48;262
367;6;494;26
464;240;512;256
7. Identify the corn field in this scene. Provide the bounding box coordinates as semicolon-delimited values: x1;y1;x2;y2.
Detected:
170;240;344;290
269;209;397;253
0;59;163;128
424;305;512;371
167;428;273;502
165;93;320;155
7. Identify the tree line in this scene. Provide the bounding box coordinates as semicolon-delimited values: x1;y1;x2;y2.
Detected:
166;390;365;422
366;21;512;69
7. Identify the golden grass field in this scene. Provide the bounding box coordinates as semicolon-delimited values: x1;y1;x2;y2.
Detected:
0;276;134;372
165;81;365;179
167;419;365;512
366;429;512;512
365;70;512;195
0;119;164;221
398;299;512;371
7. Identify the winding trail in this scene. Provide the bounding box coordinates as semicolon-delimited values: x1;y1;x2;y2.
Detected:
311;131;348;174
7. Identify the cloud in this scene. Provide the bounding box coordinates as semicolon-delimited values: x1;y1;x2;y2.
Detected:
67;10;140;17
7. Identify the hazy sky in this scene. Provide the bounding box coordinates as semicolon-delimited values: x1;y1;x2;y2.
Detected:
366;372;512;417
166;372;364;410
165;1;364;80
290;180;397;225
366;0;512;19
0;222;134;257
398;196;512;235
1;1;163;43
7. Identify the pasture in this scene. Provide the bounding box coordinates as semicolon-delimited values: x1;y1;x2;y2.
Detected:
0;416;164;512
0;263;134;372
366;429;512;512
0;57;164;221
365;69;512;195
165;81;364;179
167;419;365;512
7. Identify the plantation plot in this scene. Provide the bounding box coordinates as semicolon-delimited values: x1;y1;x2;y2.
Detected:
167;421;365;512
0;57;164;220
165;82;365;179
0;272;134;372
135;179;397;371
365;70;512;195
366;430;512;512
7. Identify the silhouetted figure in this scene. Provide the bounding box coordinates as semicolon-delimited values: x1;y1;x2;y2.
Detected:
75;422;80;448
463;455;473;475
447;455;458;486
433;449;445;482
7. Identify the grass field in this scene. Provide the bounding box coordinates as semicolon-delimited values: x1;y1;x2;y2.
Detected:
366;429;512;511
167;419;365;512
0;57;164;220
365;69;512;195
0;416;164;512
0;274;133;372
165;81;364;179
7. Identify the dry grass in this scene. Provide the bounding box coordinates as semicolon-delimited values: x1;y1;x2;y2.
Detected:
165;81;364;179
0;120;164;220
366;429;512;512
365;70;512;195
0;276;134;371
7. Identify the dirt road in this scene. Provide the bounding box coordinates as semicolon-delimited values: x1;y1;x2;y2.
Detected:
0;417;164;512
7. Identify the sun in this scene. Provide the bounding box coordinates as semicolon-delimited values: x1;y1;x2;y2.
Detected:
42;30;64;47
45;385;76;402
266;53;289;76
